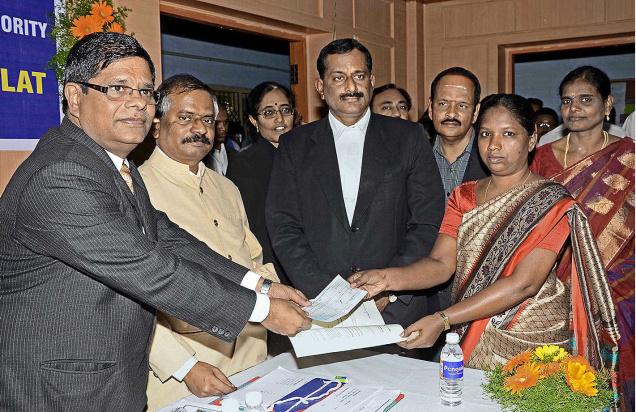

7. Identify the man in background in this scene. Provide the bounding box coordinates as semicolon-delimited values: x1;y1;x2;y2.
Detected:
428;67;489;201
204;102;230;175
371;83;412;120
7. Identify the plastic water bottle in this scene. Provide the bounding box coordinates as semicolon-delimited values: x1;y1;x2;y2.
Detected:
440;332;463;406
245;391;266;411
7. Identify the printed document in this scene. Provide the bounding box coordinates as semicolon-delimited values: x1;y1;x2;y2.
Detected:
303;275;368;322
290;300;404;357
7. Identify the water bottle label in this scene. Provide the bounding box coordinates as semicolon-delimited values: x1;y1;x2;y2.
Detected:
442;360;464;379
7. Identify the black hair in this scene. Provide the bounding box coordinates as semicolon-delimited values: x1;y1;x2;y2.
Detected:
371;83;412;110
534;107;559;123
430;66;481;106
559;65;611;101
63;32;155;113
476;93;535;135
155;74;215;119
246;81;295;117
317;38;372;79
527;98;543;109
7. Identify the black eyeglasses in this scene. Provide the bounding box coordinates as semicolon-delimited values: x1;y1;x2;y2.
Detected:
257;106;294;119
73;81;159;105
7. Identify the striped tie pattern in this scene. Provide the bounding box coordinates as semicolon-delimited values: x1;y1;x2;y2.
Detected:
120;163;135;193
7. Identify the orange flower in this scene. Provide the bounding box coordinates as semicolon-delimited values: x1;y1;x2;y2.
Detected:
504;363;540;394
503;350;532;373
91;1;115;24
566;360;598;396
536;361;561;378
70;14;104;39
566;355;596;374
108;22;124;33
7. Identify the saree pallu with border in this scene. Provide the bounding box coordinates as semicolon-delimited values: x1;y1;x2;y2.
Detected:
550;139;634;411
451;180;620;404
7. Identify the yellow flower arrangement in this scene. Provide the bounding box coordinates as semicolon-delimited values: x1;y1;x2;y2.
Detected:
484;346;614;412
49;0;131;82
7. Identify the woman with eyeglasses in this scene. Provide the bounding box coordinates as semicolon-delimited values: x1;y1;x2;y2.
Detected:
226;81;296;288
531;66;634;411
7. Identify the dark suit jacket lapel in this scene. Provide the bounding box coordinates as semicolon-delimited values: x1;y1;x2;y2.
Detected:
352;114;389;224
312;117;350;230
129;162;154;238
60;118;146;228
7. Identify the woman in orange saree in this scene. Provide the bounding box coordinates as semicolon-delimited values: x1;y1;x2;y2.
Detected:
350;93;621;407
531;66;634;411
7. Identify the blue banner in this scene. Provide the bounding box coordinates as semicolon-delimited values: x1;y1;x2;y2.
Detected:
0;0;60;147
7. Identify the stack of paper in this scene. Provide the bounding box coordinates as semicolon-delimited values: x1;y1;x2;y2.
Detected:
290;276;405;357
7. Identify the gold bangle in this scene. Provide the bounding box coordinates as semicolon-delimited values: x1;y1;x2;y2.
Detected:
438;311;451;331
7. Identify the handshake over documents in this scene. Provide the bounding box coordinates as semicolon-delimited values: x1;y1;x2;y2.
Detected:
290;276;405;357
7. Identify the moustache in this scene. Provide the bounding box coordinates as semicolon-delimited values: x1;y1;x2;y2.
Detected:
441;119;461;126
340;91;364;100
181;134;211;145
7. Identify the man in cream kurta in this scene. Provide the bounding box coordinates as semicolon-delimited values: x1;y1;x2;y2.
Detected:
138;75;280;410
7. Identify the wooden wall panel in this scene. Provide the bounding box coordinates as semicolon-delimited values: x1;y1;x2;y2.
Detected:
0;151;30;194
422;0;634;103
442;1;515;38
366;42;393;86
515;0;605;32
354;0;393;38
441;44;489;84
606;0;635;22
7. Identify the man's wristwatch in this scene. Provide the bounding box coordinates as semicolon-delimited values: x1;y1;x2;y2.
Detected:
259;279;273;295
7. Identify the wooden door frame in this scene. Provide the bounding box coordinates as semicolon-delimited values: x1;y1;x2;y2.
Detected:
159;0;310;121
499;33;635;93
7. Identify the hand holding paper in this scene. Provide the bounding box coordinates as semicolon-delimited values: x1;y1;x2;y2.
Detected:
303;275;368;322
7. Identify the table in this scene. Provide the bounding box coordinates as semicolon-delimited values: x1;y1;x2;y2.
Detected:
161;350;501;411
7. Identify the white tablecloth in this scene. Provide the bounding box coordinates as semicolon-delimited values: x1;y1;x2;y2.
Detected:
162;350;502;411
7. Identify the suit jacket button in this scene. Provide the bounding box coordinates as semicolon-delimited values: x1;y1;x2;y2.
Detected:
224;331;231;338
350;265;360;273
213;219;219;226
218;328;225;336
212;326;218;333
351;225;359;232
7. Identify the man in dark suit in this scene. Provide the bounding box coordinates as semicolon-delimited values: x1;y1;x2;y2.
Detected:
0;32;309;411
428;67;489;200
266;38;445;342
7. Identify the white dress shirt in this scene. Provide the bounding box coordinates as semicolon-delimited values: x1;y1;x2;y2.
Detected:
329;108;371;224
211;144;229;175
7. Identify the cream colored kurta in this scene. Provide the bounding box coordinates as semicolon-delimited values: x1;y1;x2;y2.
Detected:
139;148;278;411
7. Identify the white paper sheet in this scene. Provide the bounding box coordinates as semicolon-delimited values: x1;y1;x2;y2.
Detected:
352;389;403;411
291;301;405;357
304;275;368;322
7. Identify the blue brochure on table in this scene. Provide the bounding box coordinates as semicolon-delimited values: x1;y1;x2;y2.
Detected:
270;377;343;411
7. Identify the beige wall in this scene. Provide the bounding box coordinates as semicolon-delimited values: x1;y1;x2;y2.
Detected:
1;0;634;193
420;0;635;115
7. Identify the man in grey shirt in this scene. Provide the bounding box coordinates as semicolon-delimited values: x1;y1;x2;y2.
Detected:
429;67;489;200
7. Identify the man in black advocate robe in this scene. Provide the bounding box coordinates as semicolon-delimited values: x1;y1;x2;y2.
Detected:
266;38;445;352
